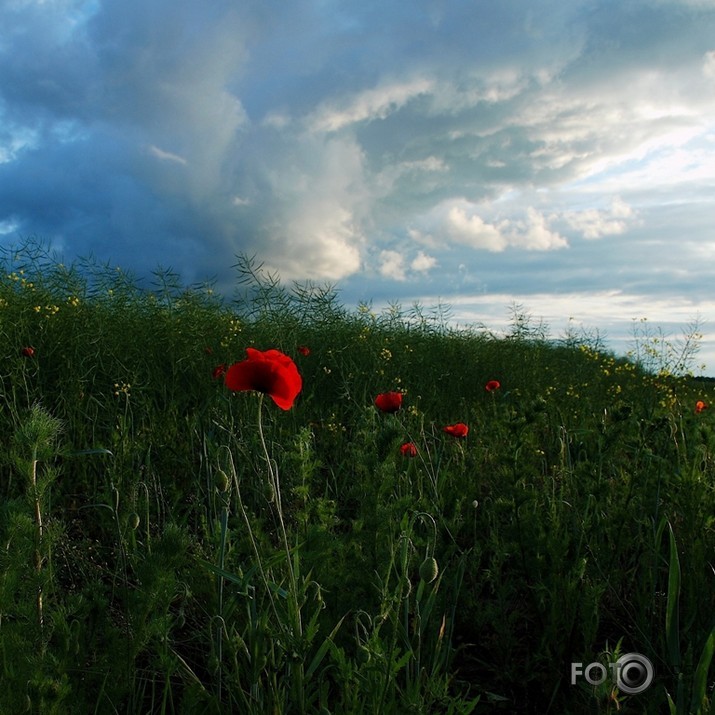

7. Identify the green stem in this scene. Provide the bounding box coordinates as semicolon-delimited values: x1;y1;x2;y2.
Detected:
232;466;281;626
256;395;305;711
256;396;300;628
31;452;44;642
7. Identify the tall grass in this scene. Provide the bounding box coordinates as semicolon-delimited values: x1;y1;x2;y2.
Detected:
0;238;713;714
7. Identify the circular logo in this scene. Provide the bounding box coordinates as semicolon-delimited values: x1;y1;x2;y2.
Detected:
615;653;654;694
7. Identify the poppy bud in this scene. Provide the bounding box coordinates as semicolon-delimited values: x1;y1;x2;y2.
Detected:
419;556;439;583
265;480;276;503
128;512;140;530
215;470;230;493
401;575;413;598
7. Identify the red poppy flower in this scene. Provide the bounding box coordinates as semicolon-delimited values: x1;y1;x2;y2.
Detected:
695;400;708;414
224;348;302;410
212;363;227;380
297;345;310;356
21;346;35;358
400;442;418;457
443;423;469;438
375;391;403;413
485;380;501;392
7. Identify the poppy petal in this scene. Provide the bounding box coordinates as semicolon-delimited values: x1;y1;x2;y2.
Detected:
443;423;469;438
266;367;302;409
400;442;418;457
225;348;302;410
375;391;403;413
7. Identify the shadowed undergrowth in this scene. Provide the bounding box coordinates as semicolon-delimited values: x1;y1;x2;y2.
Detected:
0;239;713;714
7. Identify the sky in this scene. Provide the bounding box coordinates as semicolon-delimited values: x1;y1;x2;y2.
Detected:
2;0;715;372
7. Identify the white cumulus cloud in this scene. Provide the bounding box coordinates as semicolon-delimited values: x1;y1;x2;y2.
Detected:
509;208;569;250
562;198;636;239
447;206;508;252
444;203;567;252
411;250;437;272
379;249;407;281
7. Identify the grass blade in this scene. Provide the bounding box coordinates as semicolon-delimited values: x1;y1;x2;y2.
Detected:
691;625;715;715
666;522;681;669
305;613;347;680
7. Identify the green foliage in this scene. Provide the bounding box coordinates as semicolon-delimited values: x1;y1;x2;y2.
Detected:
0;238;713;713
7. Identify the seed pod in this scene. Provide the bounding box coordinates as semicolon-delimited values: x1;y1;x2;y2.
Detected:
400;574;413;598
215;470;230;493
265;480;276;503
419;556;439;584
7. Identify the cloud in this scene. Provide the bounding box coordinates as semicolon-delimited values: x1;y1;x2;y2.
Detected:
411;250;437;272
703;50;715;77
446;206;509;252
308;77;434;133
379;250;406;281
244;133;368;282
0;218;19;235
376;249;439;282
511;208;569;250
147;145;187;165
562;198;637;239
372;156;448;199
441;202;568;252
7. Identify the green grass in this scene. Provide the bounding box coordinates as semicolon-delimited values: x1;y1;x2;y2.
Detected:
0;239;713;714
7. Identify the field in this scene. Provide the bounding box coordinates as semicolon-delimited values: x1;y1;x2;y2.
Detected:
1;241;713;714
